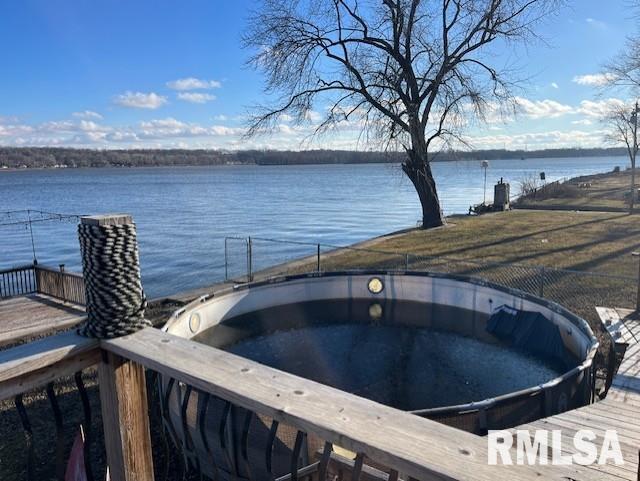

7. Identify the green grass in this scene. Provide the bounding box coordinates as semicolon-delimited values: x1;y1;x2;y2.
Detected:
516;169;638;211
278;210;640;281
358;210;640;276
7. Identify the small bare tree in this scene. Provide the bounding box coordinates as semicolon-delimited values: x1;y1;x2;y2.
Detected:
605;103;639;212
243;0;561;227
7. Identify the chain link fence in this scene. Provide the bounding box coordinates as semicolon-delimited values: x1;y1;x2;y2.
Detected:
224;236;637;325
223;236;250;283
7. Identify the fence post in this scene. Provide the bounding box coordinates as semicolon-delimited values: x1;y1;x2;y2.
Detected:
247;236;253;282
224;238;227;281
538;266;545;298
633;252;640;312
317;244;321;273
59;264;66;302
33;261;40;293
77;214;155;481
405;253;410;271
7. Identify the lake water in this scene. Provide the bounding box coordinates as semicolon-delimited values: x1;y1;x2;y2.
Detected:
0;156;626;297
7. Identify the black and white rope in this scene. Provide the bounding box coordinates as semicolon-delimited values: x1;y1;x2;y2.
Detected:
77;222;150;338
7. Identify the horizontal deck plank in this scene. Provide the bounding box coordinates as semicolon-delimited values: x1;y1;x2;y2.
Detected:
0;294;85;347
0;330;99;398
510;422;636;479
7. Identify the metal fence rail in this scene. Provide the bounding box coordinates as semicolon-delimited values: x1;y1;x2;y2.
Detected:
0;264;38;298
224;236;637;323
0;263;86;306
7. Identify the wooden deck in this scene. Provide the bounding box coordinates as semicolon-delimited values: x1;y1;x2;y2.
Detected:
0;294;85;347
510;308;640;480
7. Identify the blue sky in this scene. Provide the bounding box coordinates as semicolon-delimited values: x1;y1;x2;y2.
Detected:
0;0;636;150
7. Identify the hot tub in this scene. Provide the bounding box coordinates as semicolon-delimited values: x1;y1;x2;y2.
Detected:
162;271;598;479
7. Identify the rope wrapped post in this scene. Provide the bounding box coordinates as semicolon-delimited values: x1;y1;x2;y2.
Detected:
78;214;155;481
77;214;151;338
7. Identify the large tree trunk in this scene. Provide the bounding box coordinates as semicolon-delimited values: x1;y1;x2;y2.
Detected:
402;149;444;229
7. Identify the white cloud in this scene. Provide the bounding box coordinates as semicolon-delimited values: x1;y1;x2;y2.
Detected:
166;77;222;90
550;82;559;89
0;122;34;137
514;97;573;119
210;125;244;136
72;110;103;120
137;117;244;139
467;128;610;150
304;110;322;122
577;98;627;118
1;91;634;150
586;18;607;29
114;91;168;109
78;120;111;132
572;73;616;86
177;92;217;104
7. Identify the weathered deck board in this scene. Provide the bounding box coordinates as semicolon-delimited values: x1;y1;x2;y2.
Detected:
509;309;640;480
0;294;85;346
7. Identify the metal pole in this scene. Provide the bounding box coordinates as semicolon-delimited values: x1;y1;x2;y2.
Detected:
59;264;66;302
481;160;489;205
633;252;640;312
631;102;638;214
405;253;410;271
247;237;253;282
224;238;228;281
27;210;37;264
483;167;487;204
631;252;640;312
317;244;321;272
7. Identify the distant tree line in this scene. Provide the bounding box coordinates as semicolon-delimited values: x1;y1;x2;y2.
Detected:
0;146;628;169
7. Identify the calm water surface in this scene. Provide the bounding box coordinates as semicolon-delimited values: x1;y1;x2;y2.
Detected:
193;299;565;410
226;324;562;410
0;156;626;297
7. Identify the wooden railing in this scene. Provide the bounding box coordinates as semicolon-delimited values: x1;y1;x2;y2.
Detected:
0;327;617;481
0;263;86;305
0;264;37;298
35;265;86;306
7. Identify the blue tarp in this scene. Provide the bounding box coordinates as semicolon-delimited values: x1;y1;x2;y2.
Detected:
486;306;575;369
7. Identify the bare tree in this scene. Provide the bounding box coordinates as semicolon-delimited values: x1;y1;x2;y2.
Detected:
605;1;640;92
603;2;640;213
243;0;561;227
605;103;639;212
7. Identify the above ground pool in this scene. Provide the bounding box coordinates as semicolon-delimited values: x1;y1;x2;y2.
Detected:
162;271;598;479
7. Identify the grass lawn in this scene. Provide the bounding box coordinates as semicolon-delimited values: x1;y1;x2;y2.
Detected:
515;168;638;211
356;209;640;276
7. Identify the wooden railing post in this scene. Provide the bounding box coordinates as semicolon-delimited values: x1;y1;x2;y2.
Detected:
78;214;154;481
99;352;154;481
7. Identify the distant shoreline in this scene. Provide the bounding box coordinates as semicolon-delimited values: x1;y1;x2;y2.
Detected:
0;146;628;170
